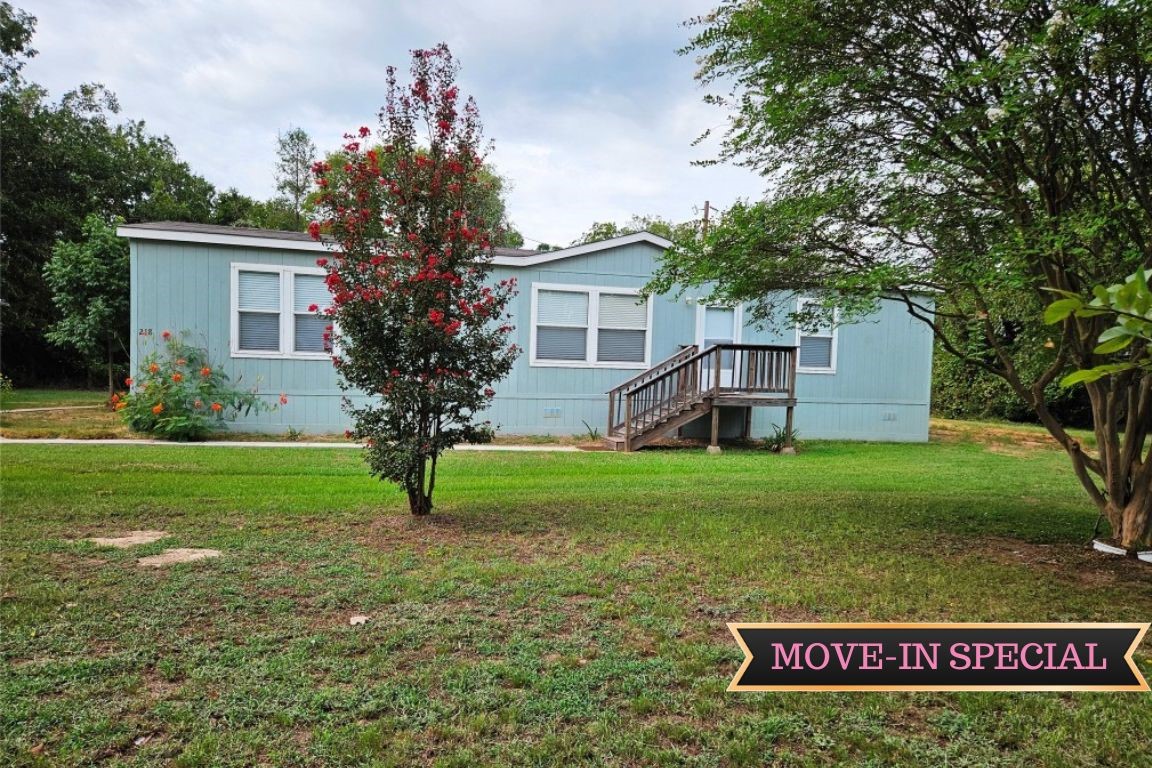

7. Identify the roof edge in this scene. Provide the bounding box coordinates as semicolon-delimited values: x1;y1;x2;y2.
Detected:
117;224;328;253
117;224;673;265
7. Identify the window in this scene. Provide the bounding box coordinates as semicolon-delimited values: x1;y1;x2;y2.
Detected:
531;284;650;367
796;297;837;373
231;264;329;358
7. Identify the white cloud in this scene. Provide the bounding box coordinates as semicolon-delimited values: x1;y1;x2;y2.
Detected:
20;0;765;243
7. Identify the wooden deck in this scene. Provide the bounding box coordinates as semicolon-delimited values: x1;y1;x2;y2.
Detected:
605;344;798;452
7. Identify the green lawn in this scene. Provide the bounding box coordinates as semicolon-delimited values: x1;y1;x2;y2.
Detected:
2;439;1150;766
0;389;106;411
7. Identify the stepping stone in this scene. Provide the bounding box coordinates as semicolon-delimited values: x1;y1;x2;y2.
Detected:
137;548;221;567
87;530;168;549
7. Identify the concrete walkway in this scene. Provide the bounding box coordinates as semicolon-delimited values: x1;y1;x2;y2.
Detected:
0;405;103;413
0;437;581;451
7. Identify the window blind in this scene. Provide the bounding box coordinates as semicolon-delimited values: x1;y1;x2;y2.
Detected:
536;290;588;360
799;335;833;368
537;290;588;326
238;271;280;350
293;274;328;352
293;274;328;313
598;293;646;328
238;271;280;311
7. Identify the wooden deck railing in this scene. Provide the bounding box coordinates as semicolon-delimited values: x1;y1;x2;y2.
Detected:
607;344;798;449
606;345;698;437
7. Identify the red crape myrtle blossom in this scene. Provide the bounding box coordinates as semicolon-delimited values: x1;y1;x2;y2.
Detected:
309;44;519;516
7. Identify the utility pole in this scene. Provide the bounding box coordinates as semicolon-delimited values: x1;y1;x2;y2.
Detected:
702;200;711;236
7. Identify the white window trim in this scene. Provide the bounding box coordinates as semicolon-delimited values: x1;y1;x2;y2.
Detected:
529;282;653;369
230;262;330;360
795;297;838;374
694;303;744;348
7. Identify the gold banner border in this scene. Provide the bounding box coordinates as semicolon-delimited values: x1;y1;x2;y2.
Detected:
727;622;1150;692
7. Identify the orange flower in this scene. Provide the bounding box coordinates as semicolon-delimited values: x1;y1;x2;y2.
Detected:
211;402;223;412
151;403;164;415
124;377;134;387
279;393;288;405
194;399;203;408
200;366;212;377
148;363;160;373
176;358;186;366
110;393;120;404
161;330;171;340
172;372;183;383
114;401;127;411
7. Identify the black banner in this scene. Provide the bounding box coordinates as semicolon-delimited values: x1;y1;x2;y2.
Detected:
728;623;1149;691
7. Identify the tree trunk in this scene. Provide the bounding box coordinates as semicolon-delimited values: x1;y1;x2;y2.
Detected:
106;334;114;400
407;488;432;516
1115;491;1151;555
406;457;433;516
1046;373;1152;553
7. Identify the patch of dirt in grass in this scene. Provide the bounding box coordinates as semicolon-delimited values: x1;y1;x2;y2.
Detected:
137;548;221;567
87;530;169;549
931;419;1062;453
947;535;1152;594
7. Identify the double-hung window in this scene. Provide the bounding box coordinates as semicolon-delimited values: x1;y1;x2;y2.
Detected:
795;297;837;373
232;264;330;359
531;284;650;367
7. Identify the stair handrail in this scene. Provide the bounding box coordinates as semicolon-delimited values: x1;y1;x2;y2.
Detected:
607;345;698;438
607;345;698;398
616;345;722;443
610;344;800;448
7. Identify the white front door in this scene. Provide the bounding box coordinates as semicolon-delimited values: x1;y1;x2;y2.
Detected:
696;305;741;389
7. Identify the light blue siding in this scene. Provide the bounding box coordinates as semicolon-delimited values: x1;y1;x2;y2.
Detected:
129;237;933;441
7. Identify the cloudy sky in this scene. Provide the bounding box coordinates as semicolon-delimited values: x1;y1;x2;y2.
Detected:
21;0;766;246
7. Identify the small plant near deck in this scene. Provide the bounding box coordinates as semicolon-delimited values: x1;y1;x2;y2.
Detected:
0;373;12;394
120;331;278;441
580;419;602;442
760;423;800;453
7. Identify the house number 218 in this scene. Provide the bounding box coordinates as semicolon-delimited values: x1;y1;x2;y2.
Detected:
138;328;153;336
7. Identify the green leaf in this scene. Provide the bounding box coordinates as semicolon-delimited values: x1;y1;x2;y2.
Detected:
1093;336;1133;354
1060;369;1107;387
1043;298;1082;325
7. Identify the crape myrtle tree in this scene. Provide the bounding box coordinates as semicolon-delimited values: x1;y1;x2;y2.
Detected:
653;1;1152;550
310;44;518;516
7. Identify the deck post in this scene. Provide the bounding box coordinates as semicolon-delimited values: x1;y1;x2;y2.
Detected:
624;394;633;452
607;389;614;441
743;407;753;440
782;347;798;454
707;405;721;454
782;405;795;454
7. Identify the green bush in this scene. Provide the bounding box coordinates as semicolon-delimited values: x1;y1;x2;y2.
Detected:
932;342;1092;427
118;331;281;440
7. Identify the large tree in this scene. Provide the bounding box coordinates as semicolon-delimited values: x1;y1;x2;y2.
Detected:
310;44;518;516
654;1;1152;550
275;126;316;230
0;6;219;383
42;215;129;396
572;215;691;246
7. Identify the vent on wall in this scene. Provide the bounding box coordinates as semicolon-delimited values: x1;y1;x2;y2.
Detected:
881;411;897;422
543;407;562;419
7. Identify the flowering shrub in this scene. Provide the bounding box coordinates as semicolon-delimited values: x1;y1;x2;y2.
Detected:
118;332;281;440
310;44;518;515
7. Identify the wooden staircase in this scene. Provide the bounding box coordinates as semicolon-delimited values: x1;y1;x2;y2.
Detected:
605;344;798;452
